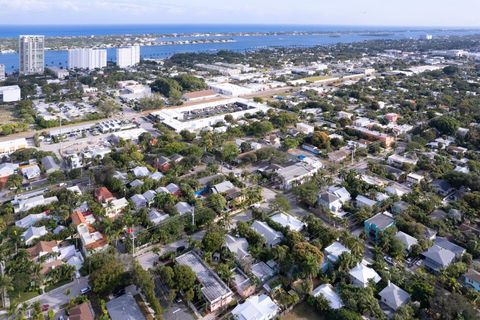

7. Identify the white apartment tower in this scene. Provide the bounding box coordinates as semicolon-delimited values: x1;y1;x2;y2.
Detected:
68;48;107;70
0;64;5;80
116;46;140;68
19;35;45;75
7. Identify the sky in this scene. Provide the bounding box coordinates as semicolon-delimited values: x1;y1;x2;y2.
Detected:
0;0;479;27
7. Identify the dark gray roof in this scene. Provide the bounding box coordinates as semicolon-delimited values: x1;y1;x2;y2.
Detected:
365;212;394;229
422;245;455;266
435;237;466;257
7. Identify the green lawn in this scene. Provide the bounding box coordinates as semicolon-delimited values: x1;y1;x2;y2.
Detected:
302;76;331;83
281;302;326;320
11;291;40;305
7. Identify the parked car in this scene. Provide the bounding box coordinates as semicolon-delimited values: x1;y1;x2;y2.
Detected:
42;304;49;312
384;255;395;266
80;286;91;294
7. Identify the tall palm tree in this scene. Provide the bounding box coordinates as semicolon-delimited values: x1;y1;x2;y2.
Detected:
220;211;233;231
0;274;13;309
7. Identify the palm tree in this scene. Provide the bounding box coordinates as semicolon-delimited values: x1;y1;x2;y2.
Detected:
0;274;13;308
220;211;233;230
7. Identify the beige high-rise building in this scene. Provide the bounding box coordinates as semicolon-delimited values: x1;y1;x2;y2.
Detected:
19;35;45;75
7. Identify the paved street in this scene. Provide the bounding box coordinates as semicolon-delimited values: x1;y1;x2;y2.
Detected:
23;276;89;314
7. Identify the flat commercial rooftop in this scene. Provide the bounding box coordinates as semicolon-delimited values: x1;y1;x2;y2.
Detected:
150;98;270;132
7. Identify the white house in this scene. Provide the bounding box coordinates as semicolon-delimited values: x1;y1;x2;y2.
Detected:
231;294;280;320
270;212;305;232
318;192;343;214
296;122;315;134
378;282;410;311
251;220;283;247
15;212;48;229
395;231;418;252
311;284;344;309
327;186;351;204
22;226;48;245
349;263;381;288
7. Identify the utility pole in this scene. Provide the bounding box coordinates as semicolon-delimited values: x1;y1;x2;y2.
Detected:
128;226;135;256
351;143;356;165
191;206;195;226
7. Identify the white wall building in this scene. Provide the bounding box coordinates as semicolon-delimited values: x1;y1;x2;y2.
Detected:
0;85;21;102
68;48;107;70
0;137;28;156
150;98;270;132
19;35;45;75
231;294;280;320
116;46;140;68
208;82;254;97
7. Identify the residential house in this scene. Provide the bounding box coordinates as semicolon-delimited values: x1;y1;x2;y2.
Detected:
104;197;128;219
318;192;343;214
231;294;279;320
311;284;344;310
434;237;466;258
150;171;164;181
41;156;60;174
464;268;480;292
322;241;351;271
276;163;320;190
327;186;351;204
387;154;418;168
406;172;424;184
106;293;146;320
328;149;350;163
95;187;114;203
15;212;49;229
148;209;169;225
212;180;236;194
166;183;181;196
251;261;276;283
130;194;147;209
251;220;283;247
154;156;171;172
142;190;157;205
22;226;48;245
392;201;409;215
231;267;255;299
395;231;418;252
422;245;456;272
13;195;58;213
26;240;59;261
21;164;41;180
132;166;150;178
68;301;95;320
349;263;381;288
175;202;193;215
129;179;144;188
270;212;305;232
432;179;454;197
379;282;410;311
225;234;250;262
176;251;234;312
71;211;108;256
364;212;395;241
356;195;377;209
0;163;18;178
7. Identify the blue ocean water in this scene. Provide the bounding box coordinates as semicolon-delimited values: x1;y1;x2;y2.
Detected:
0;24;479;73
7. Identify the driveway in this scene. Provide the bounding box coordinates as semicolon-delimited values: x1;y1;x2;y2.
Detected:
136;230;205;270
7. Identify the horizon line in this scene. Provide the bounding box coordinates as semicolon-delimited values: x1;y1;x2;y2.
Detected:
1;23;480;29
